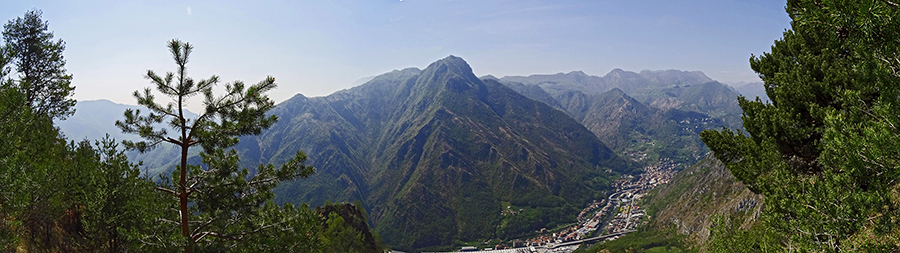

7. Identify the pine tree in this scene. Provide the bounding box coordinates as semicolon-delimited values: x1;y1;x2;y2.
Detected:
2;9;75;120
701;0;900;250
1;10;170;252
0;10;74;246
116;39;317;252
69;136;170;252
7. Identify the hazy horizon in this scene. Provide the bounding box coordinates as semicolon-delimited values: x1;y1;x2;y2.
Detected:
3;0;790;112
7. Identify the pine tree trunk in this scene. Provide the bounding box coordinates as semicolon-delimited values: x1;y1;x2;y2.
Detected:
180;142;191;253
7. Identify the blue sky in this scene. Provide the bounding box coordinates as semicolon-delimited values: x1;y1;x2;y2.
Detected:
3;0;790;111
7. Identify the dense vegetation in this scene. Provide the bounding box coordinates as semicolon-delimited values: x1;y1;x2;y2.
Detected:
0;10;377;252
115;38;322;252
316;202;384;253
700;0;900;251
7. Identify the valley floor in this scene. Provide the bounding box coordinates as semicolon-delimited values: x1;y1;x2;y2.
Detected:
421;161;678;253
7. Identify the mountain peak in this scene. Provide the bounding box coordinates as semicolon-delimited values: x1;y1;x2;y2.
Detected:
432;55;470;69
418;55;482;92
567;70;588;76
480;74;499;81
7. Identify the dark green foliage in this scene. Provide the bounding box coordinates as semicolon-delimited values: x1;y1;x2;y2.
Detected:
0;12;70;250
316;202;384;253
0;105;69;250
0;12;164;248
2;9;75;120
700;0;900;250
71;137;169;252
226;202;323;253
0;79;162;252
0;27;82;247
1;17;156;247
116;39;319;252
496;204;576;240
705;214;779;253
454;180;501;241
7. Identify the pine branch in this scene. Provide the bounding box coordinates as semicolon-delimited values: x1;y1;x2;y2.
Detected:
156;186;177;196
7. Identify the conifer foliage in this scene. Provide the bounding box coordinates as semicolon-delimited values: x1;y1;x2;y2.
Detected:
2;9;74;120
116;39;317;252
701;0;900;251
0;9;385;252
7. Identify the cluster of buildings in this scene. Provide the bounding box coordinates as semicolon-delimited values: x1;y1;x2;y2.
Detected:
598;160;676;234
521;226;584;247
429;160;679;253
526;160;679;248
603;195;645;233
576;200;604;221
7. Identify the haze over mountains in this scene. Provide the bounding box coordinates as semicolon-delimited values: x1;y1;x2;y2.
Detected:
730;81;770;103
57;56;759;251
497;69;744;167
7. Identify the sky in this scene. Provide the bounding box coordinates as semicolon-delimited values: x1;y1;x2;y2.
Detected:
2;0;791;112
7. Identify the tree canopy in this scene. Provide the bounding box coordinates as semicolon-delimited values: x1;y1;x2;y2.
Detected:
116;39;317;252
2;9;74;120
701;0;900;251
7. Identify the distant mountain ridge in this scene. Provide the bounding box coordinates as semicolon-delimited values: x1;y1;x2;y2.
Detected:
500;69;713;101
730;81;770;103
56;100;200;143
498;69;743;167
56;99;137;142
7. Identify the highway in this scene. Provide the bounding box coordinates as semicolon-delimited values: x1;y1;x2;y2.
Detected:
548;230;636;249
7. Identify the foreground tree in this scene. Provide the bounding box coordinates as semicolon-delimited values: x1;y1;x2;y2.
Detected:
701;0;900;251
0;10;80;250
73;136;170;252
116;39;317;252
2;9;74;119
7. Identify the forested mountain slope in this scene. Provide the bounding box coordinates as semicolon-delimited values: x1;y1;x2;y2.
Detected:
234;56;630;250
